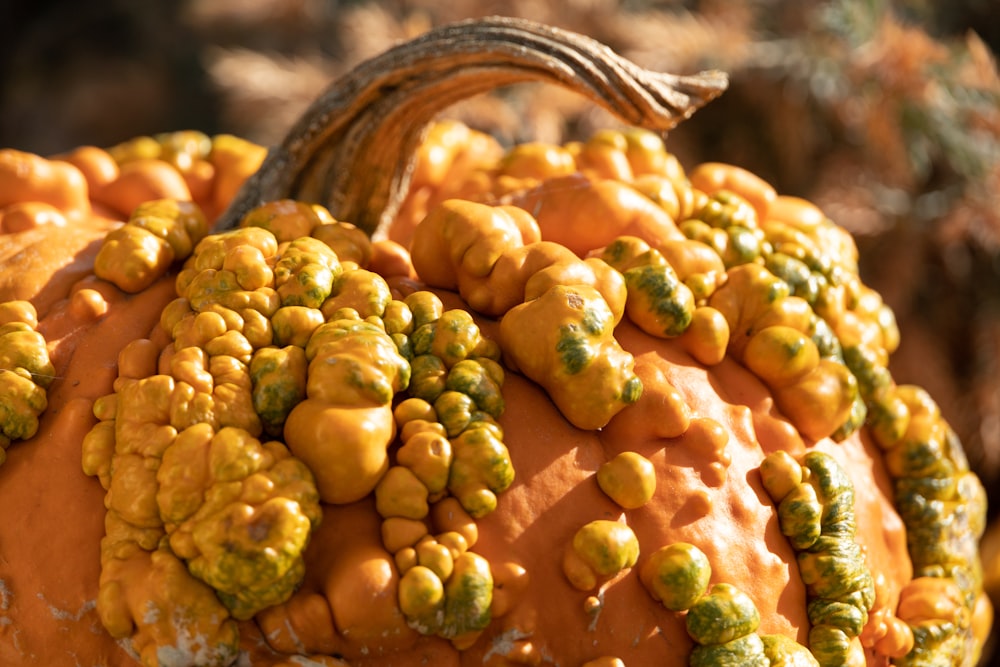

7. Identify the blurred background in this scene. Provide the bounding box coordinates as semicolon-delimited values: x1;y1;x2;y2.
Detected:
2;0;999;653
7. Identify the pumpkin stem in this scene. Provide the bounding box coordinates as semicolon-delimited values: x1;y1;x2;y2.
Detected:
214;16;728;238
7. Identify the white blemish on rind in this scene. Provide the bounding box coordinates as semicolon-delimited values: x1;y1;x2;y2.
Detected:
36;593;96;622
482;627;532;662
155;624;236;667
290;656;339;666
0;579;12;611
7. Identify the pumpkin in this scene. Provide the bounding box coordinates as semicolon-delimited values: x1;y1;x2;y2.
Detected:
0;17;991;667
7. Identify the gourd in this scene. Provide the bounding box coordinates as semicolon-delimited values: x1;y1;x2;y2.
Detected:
0;16;991;667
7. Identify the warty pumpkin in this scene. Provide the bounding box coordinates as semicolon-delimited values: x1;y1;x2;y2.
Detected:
0;16;992;667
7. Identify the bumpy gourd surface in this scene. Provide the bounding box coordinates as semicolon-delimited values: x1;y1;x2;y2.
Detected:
0;122;990;667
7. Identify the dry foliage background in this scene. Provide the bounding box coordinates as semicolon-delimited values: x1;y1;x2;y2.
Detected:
3;0;1000;549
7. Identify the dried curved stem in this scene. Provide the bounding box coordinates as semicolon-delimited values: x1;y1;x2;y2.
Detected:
215;16;728;237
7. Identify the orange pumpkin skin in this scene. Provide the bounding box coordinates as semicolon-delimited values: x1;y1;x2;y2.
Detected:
0;283;906;666
0;118;988;667
0;250;174;667
251;299;910;666
0;139;264;666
